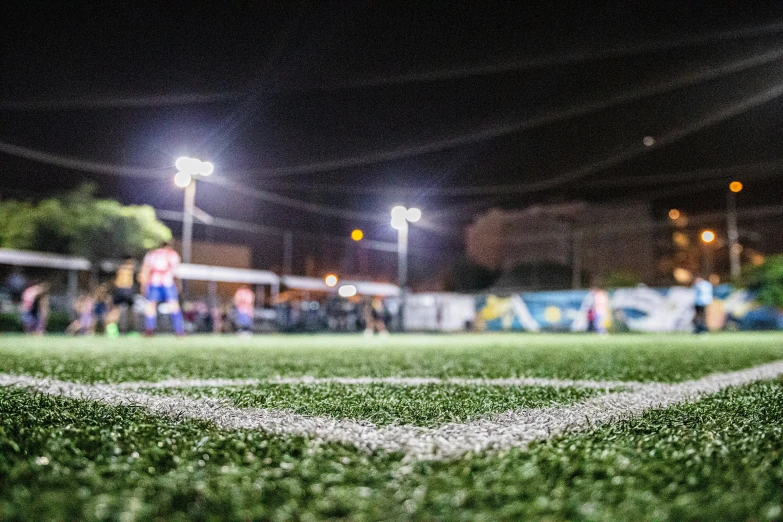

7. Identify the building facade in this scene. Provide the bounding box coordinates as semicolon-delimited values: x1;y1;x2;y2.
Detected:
465;202;655;290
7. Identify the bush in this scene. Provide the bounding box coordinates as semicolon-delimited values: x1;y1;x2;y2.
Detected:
0;311;70;333
0;312;22;332
743;255;783;308
46;311;71;333
603;269;642;289
444;256;499;292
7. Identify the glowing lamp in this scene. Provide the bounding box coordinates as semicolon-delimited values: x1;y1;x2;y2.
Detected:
405;207;421;222
338;285;357;297
198;161;214;176
175;156;200;174
174;171;192;187
391;206;407;220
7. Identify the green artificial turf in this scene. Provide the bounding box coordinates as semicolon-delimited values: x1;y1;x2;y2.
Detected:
2;379;783;520
148;383;600;427
1;332;782;383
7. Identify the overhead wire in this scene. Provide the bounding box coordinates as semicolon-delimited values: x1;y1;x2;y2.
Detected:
3;37;783;183
3;20;783;111
318;20;783;89
0;141;167;179
3;77;783;227
589;159;783;188
153;210;456;256
417;81;783;201
0;141;393;225
227;45;783;177
260;159;783;196
0;180;456;254
3;56;783;230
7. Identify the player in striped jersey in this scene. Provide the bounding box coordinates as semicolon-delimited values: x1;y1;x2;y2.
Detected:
139;241;185;336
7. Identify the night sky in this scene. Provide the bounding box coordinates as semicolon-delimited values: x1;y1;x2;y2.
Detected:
3;3;783;281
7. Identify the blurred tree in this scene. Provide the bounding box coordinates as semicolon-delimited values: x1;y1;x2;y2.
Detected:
0;184;171;260
603;269;642;289
443;255;498;292
743;255;783;308
0;200;36;248
492;261;571;291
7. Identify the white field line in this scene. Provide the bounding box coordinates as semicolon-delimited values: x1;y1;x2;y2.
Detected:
115;375;644;391
2;359;783;460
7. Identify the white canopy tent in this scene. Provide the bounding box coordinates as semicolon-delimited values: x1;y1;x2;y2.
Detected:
0;248;400;303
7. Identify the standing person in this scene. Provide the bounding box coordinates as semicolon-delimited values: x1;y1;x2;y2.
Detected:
692;276;713;334
591;287;610;334
234;285;255;335
21;281;50;335
91;284;111;334
106;256;137;336
139;241;185;336
66;293;95;335
210;303;223;334
586;307;596;333
363;297;389;337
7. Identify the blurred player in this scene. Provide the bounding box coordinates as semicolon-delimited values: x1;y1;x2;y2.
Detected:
233;285;255;335
92;283;111;334
66;293;94;335
21;281;50;335
139;241;185;336
106;255;137;336
591;287;610;334
363;297;389;337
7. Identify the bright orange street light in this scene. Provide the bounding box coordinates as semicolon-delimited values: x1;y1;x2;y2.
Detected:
351;229;364;241
729;181;743;193
668;209;680;220
700;230;716;244
324;274;338;287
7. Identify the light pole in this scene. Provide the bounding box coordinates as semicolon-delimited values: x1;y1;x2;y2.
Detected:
727;181;743;280
174;157;214;264
391;205;421;331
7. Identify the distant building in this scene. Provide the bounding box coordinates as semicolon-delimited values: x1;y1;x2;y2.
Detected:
465;202;655;291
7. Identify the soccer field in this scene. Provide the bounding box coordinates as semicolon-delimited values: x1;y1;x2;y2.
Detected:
1;333;783;521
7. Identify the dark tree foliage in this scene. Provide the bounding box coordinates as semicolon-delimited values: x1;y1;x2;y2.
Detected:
0;184;171;260
744;255;783;308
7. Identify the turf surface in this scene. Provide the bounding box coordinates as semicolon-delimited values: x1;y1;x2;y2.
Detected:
147;383;600;427
2;379;782;520
2;333;783;520
2;332;783;382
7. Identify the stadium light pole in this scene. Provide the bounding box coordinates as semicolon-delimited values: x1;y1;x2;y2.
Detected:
174;157;214;265
727;181;743;280
391;206;421;331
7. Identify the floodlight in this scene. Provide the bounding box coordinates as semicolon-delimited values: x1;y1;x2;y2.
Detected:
338;285;357;297
174;171;192;187
198;161;214;176
391;206;407;220
175;156;200;174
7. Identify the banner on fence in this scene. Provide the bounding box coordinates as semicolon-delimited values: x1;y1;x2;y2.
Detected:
475;285;782;333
